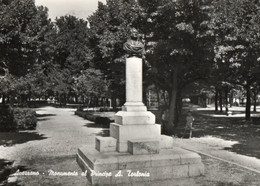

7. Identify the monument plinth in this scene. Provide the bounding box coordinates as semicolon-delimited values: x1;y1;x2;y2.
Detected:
110;55;161;153
77;28;204;185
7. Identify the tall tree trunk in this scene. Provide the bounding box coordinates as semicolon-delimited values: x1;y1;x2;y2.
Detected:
245;81;251;121
10;95;14;107
219;91;223;112
94;97;98;110
90;97;93;110
91;97;94;107
143;88;147;106
166;68;178;135
106;98;109;108
87;97;92;108
229;91;233;108
167;89;177;134
63;94;67;106
82;95;85;106
253;92;258;112
2;94;6;105
101;97;104;108
59;94;62;107
215;88;219;111
155;87;160;108
162;91;167;106
225;88;229;113
65;94;68;105
202;93;207;108
75;95;78;103
111;94;117;111
175;89;182;126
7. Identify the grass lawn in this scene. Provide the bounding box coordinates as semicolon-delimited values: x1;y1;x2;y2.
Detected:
175;105;260;159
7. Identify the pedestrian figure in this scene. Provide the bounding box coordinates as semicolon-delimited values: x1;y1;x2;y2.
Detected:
183;111;194;138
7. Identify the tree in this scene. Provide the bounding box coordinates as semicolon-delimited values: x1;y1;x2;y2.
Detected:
41;15;93;105
88;0;142;109
142;0;215;133
73;68;110;107
0;0;51;105
213;0;260;120
0;0;37;77
252;81;260;112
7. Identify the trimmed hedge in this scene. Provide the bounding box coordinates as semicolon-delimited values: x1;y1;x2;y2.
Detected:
75;110;98;121
0;107;37;131
75;111;111;127
99;108;116;112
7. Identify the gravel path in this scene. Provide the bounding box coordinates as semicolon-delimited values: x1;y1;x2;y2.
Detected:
1;106;103;161
0;106;104;185
0;106;260;185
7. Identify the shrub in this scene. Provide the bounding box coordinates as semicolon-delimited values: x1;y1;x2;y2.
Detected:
84;114;95;121
75;110;85;117
75;111;98;121
0;106;15;131
75;111;111;127
0;107;37;131
12;108;37;130
95;117;110;127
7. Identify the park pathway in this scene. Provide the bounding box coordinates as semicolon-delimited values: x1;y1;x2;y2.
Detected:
0;106;104;185
1;106;103;162
1;106;260;185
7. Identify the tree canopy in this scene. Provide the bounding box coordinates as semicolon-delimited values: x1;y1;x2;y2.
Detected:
1;0;259;130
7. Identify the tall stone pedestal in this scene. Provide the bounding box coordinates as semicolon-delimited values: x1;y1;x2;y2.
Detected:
77;57;204;185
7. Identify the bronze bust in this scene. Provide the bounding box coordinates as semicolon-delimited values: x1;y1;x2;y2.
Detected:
123;28;144;57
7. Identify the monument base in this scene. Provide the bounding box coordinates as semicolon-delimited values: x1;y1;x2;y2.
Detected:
77;143;204;185
110;123;161;152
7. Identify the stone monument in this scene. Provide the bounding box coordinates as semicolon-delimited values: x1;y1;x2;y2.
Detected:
77;28;204;185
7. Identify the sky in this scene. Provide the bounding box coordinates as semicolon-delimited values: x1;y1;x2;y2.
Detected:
35;0;106;20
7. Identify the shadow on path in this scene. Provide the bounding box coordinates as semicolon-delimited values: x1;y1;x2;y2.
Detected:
36;113;56;122
84;123;109;137
96;129;109;137
0;159;27;185
0;132;47;147
84;123;109;129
